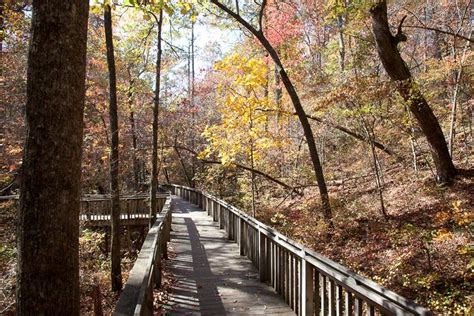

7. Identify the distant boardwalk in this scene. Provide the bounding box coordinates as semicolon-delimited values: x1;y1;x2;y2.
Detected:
165;198;295;315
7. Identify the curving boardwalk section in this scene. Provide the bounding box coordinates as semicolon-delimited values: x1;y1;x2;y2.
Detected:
164;197;295;315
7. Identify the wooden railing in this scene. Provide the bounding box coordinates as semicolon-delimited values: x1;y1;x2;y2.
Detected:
0;194;168;221
80;194;168;221
114;196;173;316
170;184;432;316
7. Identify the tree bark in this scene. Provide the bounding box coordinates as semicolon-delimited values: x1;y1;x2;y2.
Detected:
370;1;456;184
211;0;332;220
174;145;193;187
17;1;89;314
104;4;122;292
150;9;163;227
0;0;4;52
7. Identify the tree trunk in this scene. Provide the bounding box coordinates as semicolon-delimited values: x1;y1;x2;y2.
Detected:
150;9;163;227
0;0;4;52
190;21;196;188
337;15;345;71
16;1;89;314
211;0;332;220
104;4;122;292
174;145;193;187
127;76;140;190
370;1;456;184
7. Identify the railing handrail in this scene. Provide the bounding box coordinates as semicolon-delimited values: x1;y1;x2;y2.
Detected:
113;196;173;316
0;193;169;202
170;184;432;316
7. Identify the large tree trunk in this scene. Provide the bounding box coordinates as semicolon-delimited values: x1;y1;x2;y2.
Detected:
211;0;332;220
17;1;89;314
104;4;122;292
150;9;163;226
370;1;456;184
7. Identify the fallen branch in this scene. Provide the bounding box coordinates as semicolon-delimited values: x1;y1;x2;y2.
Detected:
256;108;400;158
170;145;301;195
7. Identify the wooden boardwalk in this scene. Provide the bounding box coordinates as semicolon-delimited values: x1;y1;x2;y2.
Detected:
164;197;295;315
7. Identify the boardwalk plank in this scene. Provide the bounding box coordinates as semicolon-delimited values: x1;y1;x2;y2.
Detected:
164;197;295;315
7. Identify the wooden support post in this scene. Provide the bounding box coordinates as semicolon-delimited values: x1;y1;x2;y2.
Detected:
266;238;271;282
345;291;352;316
219;204;224;229
239;218;245;256
228;213;233;240
300;259;314;316
214;201;218;222
259;231;266;282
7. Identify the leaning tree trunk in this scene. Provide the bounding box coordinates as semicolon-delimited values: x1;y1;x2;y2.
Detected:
104;4;122;292
370;0;456;184
17;1;89;314
150;9;163;226
211;0;332;220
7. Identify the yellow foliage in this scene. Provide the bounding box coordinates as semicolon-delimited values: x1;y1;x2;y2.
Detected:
201;53;284;168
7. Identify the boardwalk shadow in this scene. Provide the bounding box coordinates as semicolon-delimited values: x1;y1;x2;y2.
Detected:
166;200;227;314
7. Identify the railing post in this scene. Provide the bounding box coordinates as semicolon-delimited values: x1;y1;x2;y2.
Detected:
161;225;168;260
213;201;217;222
207;197;211;216
300;258;313;316
259;230;267;282
228;213;233;240
219;204;224;229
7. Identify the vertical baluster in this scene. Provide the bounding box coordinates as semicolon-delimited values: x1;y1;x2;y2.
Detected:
329;279;336;316
249;225;252;262
336;285;343;316
259;231;266;281
272;242;277;291
314;270;321;316
321;275;327;315
368;304;375;316
271;242;275;288
253;228;257;266
300;259;314;316
295;258;299;315
276;245;280;295
285;250;289;304
266;237;271;282
345;291;353;316
239;218;245;256
289;253;294;310
228;213;233;240
214;201;218;222
354;297;363;316
219;204;223;229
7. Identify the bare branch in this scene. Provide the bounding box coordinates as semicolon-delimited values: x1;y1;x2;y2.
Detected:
255;108;399;157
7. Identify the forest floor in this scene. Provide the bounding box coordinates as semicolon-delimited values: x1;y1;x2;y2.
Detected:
257;167;473;314
0;169;472;314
